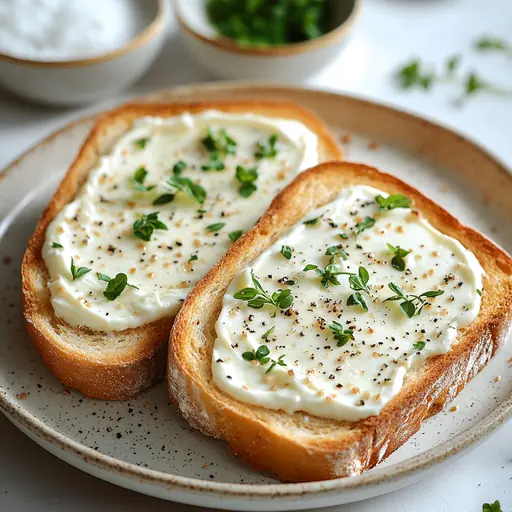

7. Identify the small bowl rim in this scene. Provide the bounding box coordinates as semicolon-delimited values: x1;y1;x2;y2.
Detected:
176;0;362;57
0;0;168;68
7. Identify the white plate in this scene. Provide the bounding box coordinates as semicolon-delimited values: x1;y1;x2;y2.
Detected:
0;83;511;511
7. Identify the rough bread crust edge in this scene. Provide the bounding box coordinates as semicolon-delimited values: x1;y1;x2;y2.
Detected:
168;161;512;482
21;100;343;400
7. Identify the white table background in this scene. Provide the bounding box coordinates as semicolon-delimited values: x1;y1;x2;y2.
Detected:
1;1;511;510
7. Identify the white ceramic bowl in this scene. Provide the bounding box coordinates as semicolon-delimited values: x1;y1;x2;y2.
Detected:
175;0;361;81
0;0;170;106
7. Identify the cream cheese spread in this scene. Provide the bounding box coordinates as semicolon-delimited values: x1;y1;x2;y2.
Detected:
213;185;484;421
42;111;319;331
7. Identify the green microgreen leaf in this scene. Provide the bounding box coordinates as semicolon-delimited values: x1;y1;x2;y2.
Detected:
356;216;375;235
134;138;149;149
413;341;426;351
130;166;155;192
152;193;175;205
303;215;322;226
173;161;187;175
234;271;293;310
70;257;91;281
482;500;503;512
387;243;411;272
281;245;292;260
167;176;206;204
376;194;412;211
207;222;225;232
255;133;278;159
52;242;63;249
132;212;168;242
228;230;244;242
261;326;275;340
235;165;258;197
328;321;355;347
385;282;444;318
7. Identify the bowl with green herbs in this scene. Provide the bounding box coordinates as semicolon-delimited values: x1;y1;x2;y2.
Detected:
175;0;361;80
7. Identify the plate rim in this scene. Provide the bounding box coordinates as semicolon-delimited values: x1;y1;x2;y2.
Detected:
1;81;511;500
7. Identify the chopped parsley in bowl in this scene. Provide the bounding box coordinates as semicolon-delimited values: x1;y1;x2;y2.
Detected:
207;0;329;47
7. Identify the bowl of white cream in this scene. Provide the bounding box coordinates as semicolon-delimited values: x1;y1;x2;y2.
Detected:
0;0;170;105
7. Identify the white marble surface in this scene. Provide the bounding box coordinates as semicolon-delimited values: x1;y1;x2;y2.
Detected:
0;0;511;510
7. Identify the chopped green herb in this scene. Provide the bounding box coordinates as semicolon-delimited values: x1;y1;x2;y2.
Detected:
188;254;198;263
235;165;258;197
130;167;155;192
203;127;237;155
207;0;328;47
355;216;376;235
477;288;483;296
328;321;355;347
228;230;244;242
133;212;168;242
234;271;294;310
255;133;278;159
303;215;322;226
152;193;175;206
167;176;206;204
384;282;444;318
482;500;503;512
261;326;275;341
197;209;207;214
265;354;287;374
51;242;63;249
207;222;225;232
96;272;138;290
283;279;295;285
339;232;349;240
413;341;426;351
396;60;434;90
376;194;412;211
201;158;226;172
303;263;343;288
325;245;347;260
134;138;149;150
387;243;411;272
281;245;292;260
173;161;187;175
347;292;368;312
242;344;270;363
70;258;91;281
446;54;461;75
101;273;136;301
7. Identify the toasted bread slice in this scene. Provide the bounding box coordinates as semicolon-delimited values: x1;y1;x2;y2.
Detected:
168;161;512;482
22;101;342;400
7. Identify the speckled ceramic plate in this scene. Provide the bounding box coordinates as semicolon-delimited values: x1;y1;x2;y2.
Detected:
0;83;511;511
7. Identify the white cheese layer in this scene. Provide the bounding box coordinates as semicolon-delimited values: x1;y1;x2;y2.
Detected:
213;185;483;422
42;111;319;331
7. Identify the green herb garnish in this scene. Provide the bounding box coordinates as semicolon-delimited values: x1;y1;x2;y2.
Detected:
477;288;483;296
201;159;225;172
234;271;293;310
207;222;225;232
356;216;375;235
97;272;138;296
325;245;347;260
207;0;328;46
99;273;137;301
70;258;91;281
242;344;286;374
235;165;258;197
261;326;275;341
303;215;322;226
167;176;206;204
188;254;198;263
134;138;149;150
384;282;444;318
387;243;411;272
202;127;237;155
52;242;63;249
255;133;278;159
328;321;355;347
228;230;244;242
482;500;503;512
281;245;292;260
303;262;343;288
173;161;187;175
339;232;349;240
130;167;155;192
376;194;411;211
133;212;168;242
413;341;425;351
152;193;175;206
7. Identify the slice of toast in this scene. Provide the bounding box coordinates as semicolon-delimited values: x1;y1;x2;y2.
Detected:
168;161;512;482
22;101;342;400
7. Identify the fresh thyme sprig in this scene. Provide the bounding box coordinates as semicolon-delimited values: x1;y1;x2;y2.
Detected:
234;271;294;310
242;345;287;374
384;282;444;318
328;321;355;347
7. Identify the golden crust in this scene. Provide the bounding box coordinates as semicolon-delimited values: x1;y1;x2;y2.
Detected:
168;161;512;482
21;101;343;400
